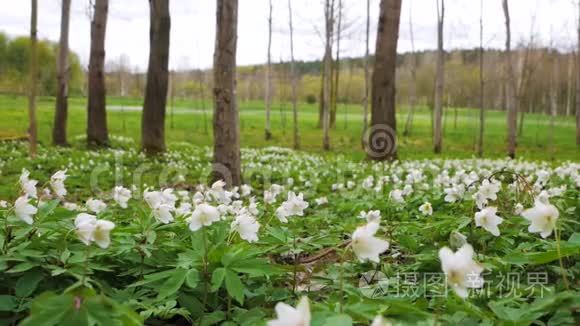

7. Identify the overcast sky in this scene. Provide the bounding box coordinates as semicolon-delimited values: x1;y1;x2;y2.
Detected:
0;0;577;71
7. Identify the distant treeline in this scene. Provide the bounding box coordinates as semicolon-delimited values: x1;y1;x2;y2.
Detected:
2;30;575;117
0;32;84;95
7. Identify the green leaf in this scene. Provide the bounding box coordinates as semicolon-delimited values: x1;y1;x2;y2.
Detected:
0;295;17;311
185;269;200;288
225;269;245;304
211;267;226;292
200;310;226;326
157;268;187;299
7;261;36;273
37;200;60;218
323;314;353;326
15;269;44;297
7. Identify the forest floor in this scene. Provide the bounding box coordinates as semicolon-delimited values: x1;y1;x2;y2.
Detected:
0;94;578;161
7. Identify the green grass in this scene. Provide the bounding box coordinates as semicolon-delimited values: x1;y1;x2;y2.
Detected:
0;94;578;161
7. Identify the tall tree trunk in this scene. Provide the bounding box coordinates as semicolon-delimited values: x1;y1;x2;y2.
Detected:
550;56;558;159
213;0;242;186
322;0;334;151
288;0;300;149
53;0;70;146
87;0;109;147
566;53;573;116
362;0;370;143
141;0;170;155
433;0;444;154
330;0;342;128
477;0;484;157
265;0;273;140
367;0;402;161
503;0;517;158
577;0;580;146
403;1;416;137
28;0;38;158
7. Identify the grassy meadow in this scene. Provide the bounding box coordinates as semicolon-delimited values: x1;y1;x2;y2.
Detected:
0;94;577;161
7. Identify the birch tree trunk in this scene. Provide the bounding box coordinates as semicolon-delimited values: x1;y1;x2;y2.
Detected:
288;0;300;149
362;0;370;145
53;0;70;146
28;0;38;158
433;0;444;153
477;0;484;157
403;0;417;137
368;0;402;161
330;0;342;128
213;0;242;186
265;0;273;140
322;0;334;150
503;0;517;158
87;0;109;147
142;0;170;155
576;1;580;146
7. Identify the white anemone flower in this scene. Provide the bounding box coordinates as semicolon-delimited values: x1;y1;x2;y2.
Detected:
74;213;115;248
50;170;68;197
267;296;310;326
153;204;175;224
521;200;559;238
351;222;389;263
19;168;38;198
231;213;260;243
93;220;115;249
419;202;433;216
371;316;393;326
113;186;131;208
275;206;290;223
389;189;405;204
359;210;381;223
314;197;328;206
280;192;308;217
438;244;484;298
14;195;37;225
75;213;97;245
188;203;220;231
86;198;107;214
474;207;503;236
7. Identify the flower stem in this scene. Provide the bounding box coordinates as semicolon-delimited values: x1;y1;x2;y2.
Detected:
554;226;570;290
81;245;91;286
200;227;210;324
338;244;351;313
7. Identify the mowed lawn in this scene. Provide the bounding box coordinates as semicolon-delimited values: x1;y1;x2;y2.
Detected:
0;94;578;161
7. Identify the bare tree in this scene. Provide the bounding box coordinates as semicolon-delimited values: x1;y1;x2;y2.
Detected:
330;0;342;128
550;50;558;158
433;0;444;153
566;51;573;117
53;0;71;146
265;0;273;140
213;0;242;186
368;0;402;161
288;0;300;149
28;0;38;157
362;0;370;143
403;0;417;137
322;0;334;150
87;0;109;147
577;0;580;146
503;0;517;158
142;0;170;154
477;0;484;157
